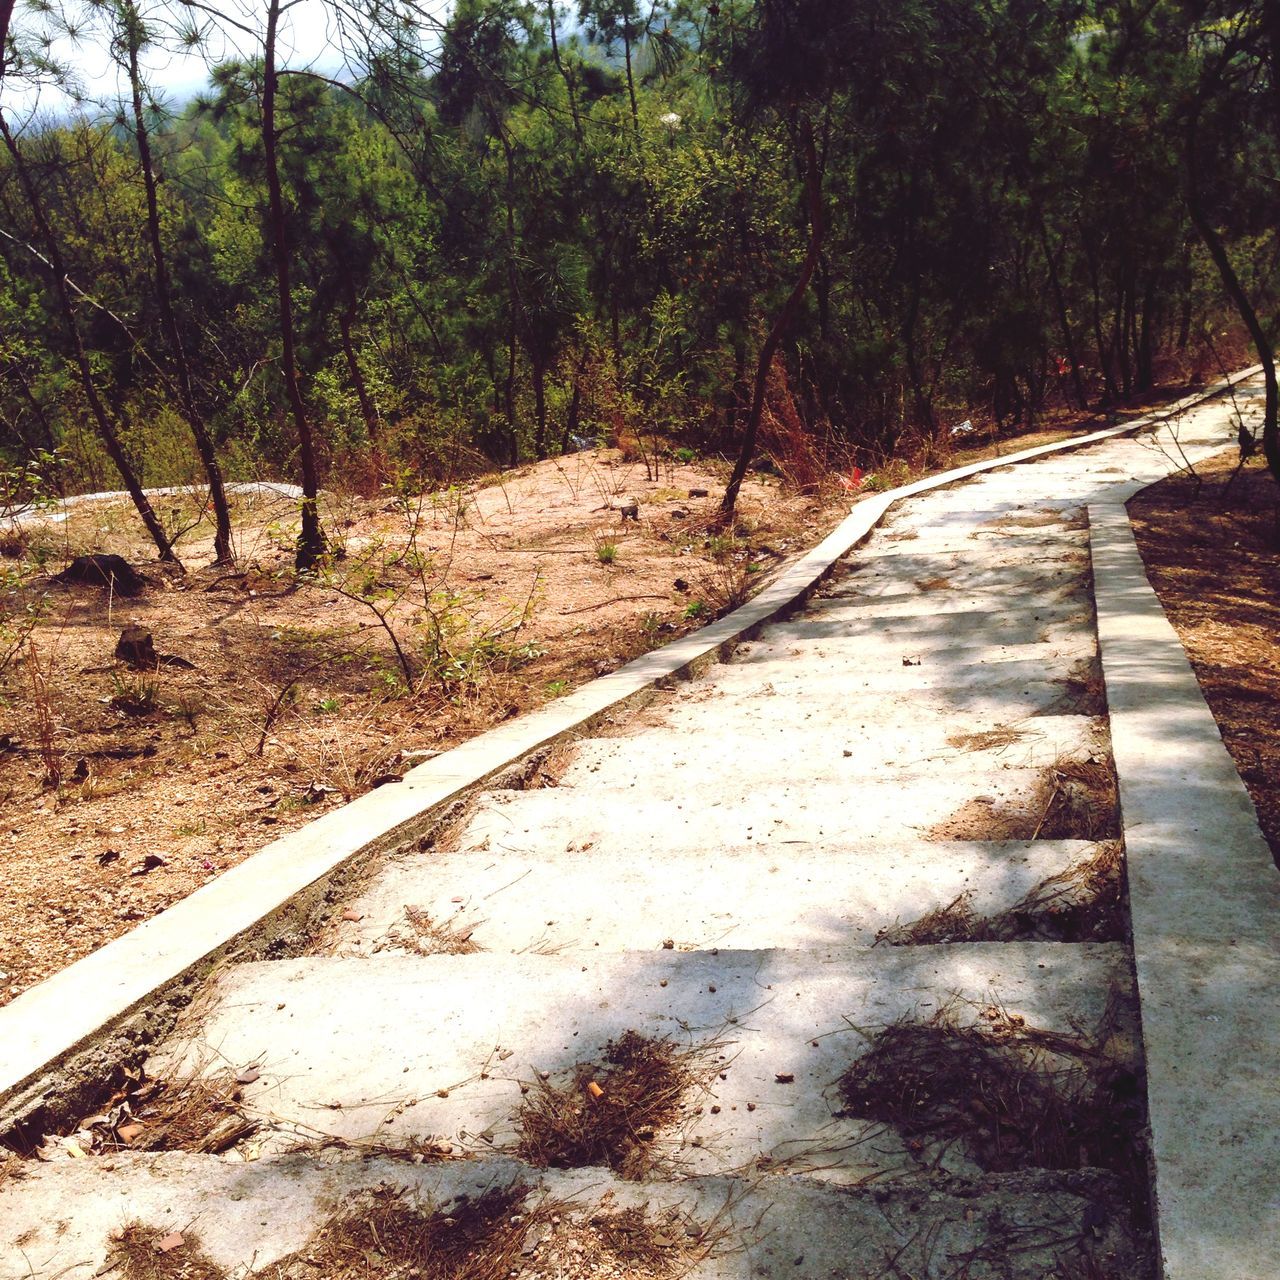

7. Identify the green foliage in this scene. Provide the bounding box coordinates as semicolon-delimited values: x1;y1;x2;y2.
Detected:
0;0;1273;516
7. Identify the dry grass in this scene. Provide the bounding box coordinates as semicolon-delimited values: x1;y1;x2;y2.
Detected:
877;841;1125;945
945;725;1030;753
929;757;1119;843
839;1003;1143;1180
1049;655;1108;717
914;575;953;592
262;1188;712;1280
515;1031;713;1179
266;1186;532;1280
108;1223;225;1280
401;905;484;955
521;743;576;790
1034;759;1120;841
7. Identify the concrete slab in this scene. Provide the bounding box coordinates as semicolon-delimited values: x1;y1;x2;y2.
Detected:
153;945;1134;1180
829;555;1088;599
453;770;1086;852
556;714;1101;785
328;838;1104;956
0;1153;1147;1280
1090;500;1280;1280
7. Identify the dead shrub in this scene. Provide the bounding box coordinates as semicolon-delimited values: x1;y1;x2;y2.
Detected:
515;1031;712;1178
839;1003;1144;1180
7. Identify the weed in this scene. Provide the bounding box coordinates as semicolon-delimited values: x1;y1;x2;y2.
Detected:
674;447;697;463
110;672;160;716
26;640;61;786
315;695;342;714
595;538;619;565
545;679;570;696
682;600;706;619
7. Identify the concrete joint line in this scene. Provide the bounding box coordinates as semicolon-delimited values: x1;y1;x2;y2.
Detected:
0;364;1262;1132
1088;498;1280;1278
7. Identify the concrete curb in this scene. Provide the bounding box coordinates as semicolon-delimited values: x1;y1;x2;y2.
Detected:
1089;492;1280;1278
0;364;1260;1136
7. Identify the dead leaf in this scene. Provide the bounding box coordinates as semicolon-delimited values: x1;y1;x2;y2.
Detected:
155;1232;184;1254
116;1122;144;1144
341;908;363;923
774;1073;795;1084
236;1066;261;1085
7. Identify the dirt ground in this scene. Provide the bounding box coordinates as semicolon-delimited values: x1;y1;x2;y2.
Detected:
0;448;860;1005
1130;449;1280;868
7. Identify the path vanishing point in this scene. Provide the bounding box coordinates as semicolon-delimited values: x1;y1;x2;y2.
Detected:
2;374;1277;1280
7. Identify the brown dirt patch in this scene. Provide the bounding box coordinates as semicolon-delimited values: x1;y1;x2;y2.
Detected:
0;457;839;1005
514;1031;715;1179
984;507;1086;531
1129;451;1280;865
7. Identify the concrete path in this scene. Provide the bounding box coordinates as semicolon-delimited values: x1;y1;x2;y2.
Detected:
2;383;1275;1280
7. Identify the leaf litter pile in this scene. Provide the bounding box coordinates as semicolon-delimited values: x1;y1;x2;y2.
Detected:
839;1002;1144;1186
515;1031;716;1179
27;1063;260;1163
876;841;1125;945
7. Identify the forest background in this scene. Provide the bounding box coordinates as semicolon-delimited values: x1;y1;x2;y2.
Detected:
0;0;1278;567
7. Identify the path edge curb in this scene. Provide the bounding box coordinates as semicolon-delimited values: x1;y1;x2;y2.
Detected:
1089;451;1280;1279
0;365;1260;1140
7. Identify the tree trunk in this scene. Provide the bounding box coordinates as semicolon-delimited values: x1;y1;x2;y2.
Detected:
532;361;548;459
547;1;583;141
338;302;382;472
622;19;640;134
721;118;824;521
0;0;15;79
1038;216;1088;408
1186;170;1279;482
123;4;234;564
263;0;325;570
0;110;176;561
